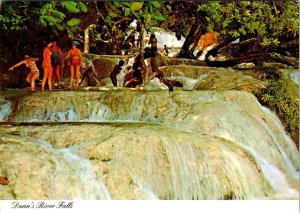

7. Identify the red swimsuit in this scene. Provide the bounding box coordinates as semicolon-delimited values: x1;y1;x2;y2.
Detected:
70;49;81;66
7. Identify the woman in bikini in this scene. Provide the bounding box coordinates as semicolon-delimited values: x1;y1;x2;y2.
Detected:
149;33;158;56
9;55;40;91
41;42;53;91
65;41;82;89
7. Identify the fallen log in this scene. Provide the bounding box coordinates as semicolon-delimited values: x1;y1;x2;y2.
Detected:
269;53;299;68
206;53;299;68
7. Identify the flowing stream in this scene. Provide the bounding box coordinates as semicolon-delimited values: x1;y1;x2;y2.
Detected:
0;89;298;200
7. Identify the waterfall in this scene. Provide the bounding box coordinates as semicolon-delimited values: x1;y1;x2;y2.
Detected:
161;138;272;199
254;106;299;179
167;74;208;91
0;99;11;121
35;139;111;199
281;69;299;86
0;90;298;200
241;146;298;198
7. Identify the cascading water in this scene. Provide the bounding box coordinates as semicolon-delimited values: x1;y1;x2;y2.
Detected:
167;73;208;90
0;133;110;199
35;139;111;200
0;90;298;200
0;99;11;121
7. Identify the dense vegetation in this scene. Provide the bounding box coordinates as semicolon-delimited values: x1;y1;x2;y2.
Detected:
256;78;299;147
0;1;298;62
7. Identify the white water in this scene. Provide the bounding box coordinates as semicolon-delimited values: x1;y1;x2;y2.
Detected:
161;137;271;199
242;146;298;198
167;74;208;90
282;69;299;86
0;91;298;200
28;108;78;122
36;139;111;199
0;99;11;121
129;21;185;49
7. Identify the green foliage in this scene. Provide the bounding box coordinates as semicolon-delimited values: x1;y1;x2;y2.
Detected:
197;1;299;44
78;2;88;13
0;1;88;38
124;8;130;17
151;1;161;9
256;79;299;145
0;2;26;30
130;2;143;11
104;1;166;32
37;1;89;37
61;1;80;13
67;18;81;27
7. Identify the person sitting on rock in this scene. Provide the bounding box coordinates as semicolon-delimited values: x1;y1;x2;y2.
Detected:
161;45;169;56
110;60;125;87
9;55;40;91
124;54;144;88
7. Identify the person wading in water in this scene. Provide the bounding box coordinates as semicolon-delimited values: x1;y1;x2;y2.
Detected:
9;55;40;91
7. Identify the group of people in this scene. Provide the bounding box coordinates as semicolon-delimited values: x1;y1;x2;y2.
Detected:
110;32;181;91
8;32;174;91
109;33;159;88
9;41;82;91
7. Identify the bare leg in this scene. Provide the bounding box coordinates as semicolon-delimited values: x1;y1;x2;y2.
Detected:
48;66;53;90
56;65;61;83
42;68;49;91
75;65;81;89
68;65;74;89
26;72;33;84
31;72;39;91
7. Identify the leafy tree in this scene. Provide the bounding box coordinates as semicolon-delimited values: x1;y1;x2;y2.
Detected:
0;1;98;66
198;1;299;58
160;1;208;59
161;1;298;60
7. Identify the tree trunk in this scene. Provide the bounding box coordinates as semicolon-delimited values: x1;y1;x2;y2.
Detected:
269;53;299;67
139;22;149;84
84;27;89;53
188;27;206;58
177;23;204;59
205;53;268;67
205;52;299;68
204;37;236;61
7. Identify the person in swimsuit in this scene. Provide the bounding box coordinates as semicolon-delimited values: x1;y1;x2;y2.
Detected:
41;41;53;91
149;33;158;56
124;54;143;88
65;41;82;89
50;41;63;88
80;64;99;87
9;55;40;91
110;60;125;86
